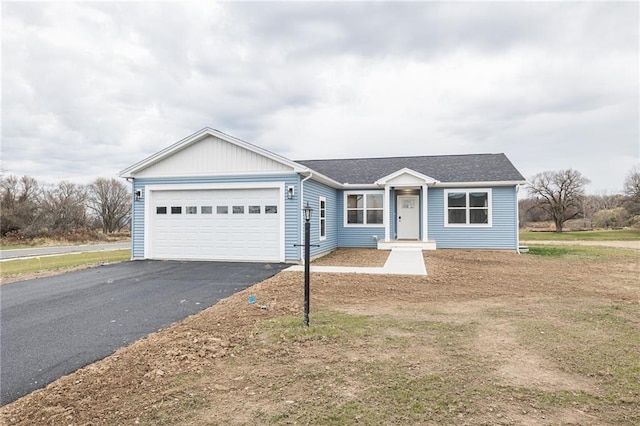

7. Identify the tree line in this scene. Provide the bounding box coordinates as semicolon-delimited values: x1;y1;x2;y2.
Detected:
521;166;640;232
1;175;131;239
3;166;639;239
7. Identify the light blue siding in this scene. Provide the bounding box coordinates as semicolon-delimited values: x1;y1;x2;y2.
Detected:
131;174;301;261
428;186;518;249
131;181;144;258
301;179;339;257
336;190;384;248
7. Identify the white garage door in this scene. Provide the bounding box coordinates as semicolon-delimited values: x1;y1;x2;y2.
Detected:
149;188;281;262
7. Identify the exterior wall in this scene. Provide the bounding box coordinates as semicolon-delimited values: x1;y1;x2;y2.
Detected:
301;179;339;257
428;186;518;249
131;174;301;261
135;135;292;177
336;190;384;248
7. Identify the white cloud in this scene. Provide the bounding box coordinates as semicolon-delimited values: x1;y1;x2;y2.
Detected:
1;1;637;192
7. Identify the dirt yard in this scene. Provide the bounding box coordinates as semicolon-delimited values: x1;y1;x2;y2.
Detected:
2;248;639;425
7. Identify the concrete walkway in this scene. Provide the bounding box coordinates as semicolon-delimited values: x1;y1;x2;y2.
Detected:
285;248;427;276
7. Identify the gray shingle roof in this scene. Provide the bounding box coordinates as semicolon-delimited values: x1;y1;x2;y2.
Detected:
296;153;525;184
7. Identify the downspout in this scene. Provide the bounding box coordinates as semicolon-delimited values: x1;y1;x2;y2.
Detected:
300;172;313;262
515;184;521;254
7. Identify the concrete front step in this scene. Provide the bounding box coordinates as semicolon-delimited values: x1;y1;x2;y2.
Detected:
377;240;436;250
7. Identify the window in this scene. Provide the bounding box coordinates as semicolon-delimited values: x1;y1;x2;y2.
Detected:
233;206;244;214
345;191;384;226
249;206;261;214
171;206;182;214
445;189;491;226
265;205;278;214
186;206;197;214
201;206;213;214
319;197;326;240
217;206;228;214
156;206;167;214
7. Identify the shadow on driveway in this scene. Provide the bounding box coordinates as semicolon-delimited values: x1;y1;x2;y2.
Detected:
0;260;288;406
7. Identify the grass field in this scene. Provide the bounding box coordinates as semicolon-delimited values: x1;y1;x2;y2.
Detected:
0;249;131;279
520;229;640;241
527;244;637;257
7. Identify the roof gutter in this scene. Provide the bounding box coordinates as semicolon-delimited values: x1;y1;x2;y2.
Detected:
435;180;527;188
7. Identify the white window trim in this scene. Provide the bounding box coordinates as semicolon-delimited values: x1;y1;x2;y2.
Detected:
343;190;384;227
444;188;492;227
319;196;327;241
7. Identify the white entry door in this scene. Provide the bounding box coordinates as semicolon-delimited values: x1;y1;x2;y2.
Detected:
397;195;419;239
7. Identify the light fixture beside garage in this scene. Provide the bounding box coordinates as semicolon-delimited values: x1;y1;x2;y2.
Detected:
135;190;143;201
287;185;295;199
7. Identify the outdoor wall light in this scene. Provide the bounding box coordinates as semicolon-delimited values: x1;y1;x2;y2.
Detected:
287;186;295;200
135;190;142;201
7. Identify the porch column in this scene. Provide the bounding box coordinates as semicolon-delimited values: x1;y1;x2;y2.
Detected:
421;184;429;242
384;185;391;241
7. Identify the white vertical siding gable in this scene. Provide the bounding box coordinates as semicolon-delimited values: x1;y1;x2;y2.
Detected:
136;135;293;177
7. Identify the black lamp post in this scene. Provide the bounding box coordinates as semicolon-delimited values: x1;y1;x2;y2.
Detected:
302;201;312;327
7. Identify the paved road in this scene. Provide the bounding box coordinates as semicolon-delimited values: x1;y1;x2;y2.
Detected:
0;242;131;260
0;260;288;405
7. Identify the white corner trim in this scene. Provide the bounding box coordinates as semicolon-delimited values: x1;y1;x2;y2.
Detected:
421;184;429;241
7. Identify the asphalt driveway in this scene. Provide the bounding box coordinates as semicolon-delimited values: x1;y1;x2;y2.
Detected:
0;260;288;405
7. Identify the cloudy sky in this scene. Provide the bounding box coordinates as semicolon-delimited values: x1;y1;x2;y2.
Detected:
2;1;638;193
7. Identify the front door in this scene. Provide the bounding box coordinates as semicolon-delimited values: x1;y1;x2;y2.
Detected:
397;195;419;239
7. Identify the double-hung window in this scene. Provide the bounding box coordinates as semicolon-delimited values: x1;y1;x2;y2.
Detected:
319;197;326;241
345;191;384;226
445;189;492;226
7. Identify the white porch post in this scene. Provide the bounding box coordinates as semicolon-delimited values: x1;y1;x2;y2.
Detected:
384;185;391;241
421;184;428;242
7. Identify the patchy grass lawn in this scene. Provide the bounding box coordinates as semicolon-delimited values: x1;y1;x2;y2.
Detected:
1;249;131;282
1;248;638;425
520;229;640;241
527;245;636;258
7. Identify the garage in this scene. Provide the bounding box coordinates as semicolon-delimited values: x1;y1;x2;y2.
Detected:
147;187;282;262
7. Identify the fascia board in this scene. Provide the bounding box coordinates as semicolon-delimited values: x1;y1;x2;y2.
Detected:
303;171;343;188
434;180;527;187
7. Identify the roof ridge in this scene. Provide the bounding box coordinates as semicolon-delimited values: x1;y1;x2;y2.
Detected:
295;153;505;162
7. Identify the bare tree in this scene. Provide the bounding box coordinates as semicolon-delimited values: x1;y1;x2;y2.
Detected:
1;175;41;236
39;181;89;234
518;197;550;227
623;165;640;216
87;178;131;234
582;191;625;227
527;169;590;232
